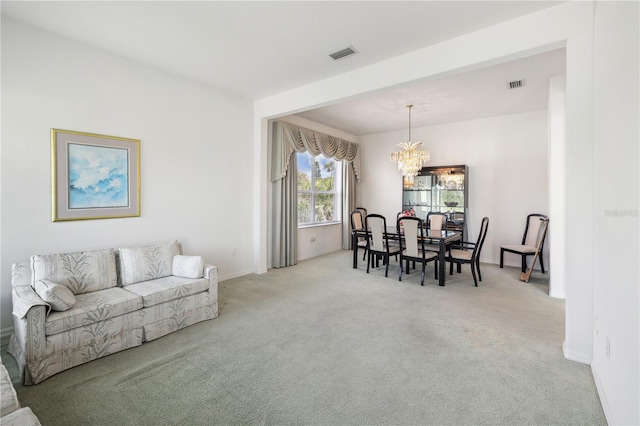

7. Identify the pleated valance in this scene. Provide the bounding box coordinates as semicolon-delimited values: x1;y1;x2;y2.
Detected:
271;121;361;183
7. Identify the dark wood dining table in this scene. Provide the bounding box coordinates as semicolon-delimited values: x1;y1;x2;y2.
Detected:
352;227;461;287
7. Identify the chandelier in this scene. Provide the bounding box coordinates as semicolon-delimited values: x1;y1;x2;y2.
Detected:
389;105;430;184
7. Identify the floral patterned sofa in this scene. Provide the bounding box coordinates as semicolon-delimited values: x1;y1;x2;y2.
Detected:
8;240;218;385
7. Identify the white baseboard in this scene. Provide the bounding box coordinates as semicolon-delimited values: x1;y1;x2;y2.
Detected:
219;271;252;281
562;341;592;364
297;248;341;262
591;364;614;425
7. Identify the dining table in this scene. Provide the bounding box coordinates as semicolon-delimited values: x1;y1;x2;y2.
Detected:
352;226;461;287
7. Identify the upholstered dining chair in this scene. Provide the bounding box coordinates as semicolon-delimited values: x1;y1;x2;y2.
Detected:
397;216;438;286
365;214;401;277
427;211;449;231
500;213;549;273
425;212;449;252
350;210;368;261
445;217;489;287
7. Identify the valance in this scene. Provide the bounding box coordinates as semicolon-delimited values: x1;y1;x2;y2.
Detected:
271;121;361;183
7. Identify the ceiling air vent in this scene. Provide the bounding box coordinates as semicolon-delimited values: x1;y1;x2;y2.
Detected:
508;79;526;89
330;46;358;61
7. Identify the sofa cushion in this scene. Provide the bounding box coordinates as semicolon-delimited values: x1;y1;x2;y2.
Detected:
44;287;143;336
172;255;203;279
1;407;41;425
31;248;118;295
34;280;76;312
1;364;20;417
123;276;210;308
118;241;181;286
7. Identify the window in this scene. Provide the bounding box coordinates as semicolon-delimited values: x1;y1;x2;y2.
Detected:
297;152;341;226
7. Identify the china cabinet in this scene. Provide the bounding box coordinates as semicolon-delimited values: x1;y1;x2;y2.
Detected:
401;165;469;238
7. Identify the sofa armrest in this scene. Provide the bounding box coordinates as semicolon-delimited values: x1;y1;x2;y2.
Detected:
203;264;218;304
10;263;49;385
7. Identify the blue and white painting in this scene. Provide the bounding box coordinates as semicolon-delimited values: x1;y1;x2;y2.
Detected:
68;143;129;209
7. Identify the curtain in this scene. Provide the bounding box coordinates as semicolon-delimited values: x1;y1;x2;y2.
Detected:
271;120;361;268
342;161;356;249
272;121;361;183
272;154;298;268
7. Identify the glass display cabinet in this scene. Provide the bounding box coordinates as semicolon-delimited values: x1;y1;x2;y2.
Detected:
401;165;469;238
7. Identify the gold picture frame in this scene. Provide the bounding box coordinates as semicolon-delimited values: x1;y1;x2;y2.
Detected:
51;129;140;221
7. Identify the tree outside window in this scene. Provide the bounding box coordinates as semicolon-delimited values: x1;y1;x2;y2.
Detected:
297;152;339;225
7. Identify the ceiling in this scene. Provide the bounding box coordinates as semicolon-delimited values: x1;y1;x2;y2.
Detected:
298;48;565;135
1;1;566;135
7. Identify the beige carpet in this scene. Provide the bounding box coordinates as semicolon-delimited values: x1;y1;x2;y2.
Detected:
2;250;605;425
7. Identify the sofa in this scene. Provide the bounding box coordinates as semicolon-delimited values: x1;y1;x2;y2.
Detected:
1;357;41;425
8;240;218;385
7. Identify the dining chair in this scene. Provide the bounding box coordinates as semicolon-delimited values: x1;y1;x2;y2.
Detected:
499;214;549;273
350;210;368;261
445;217;489;287
365;214;401;277
397;216;438;286
425;212;449;252
427;212;449;231
355;207;368;218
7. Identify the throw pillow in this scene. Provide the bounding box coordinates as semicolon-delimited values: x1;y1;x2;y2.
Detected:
172;255;204;279
34;280;76;311
118;241;181;286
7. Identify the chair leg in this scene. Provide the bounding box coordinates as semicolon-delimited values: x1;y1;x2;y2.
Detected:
449;260;454;275
471;262;478;287
476;259;482;281
366;253;371;273
538;252;546;274
420;261;426;286
500;248;504;268
362;248;367;261
384;254;390;277
434;260;438;279
521;255;527;273
399;257;403;282
457;263;461;273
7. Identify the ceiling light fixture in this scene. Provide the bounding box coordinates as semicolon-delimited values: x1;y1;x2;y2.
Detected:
390;105;430;184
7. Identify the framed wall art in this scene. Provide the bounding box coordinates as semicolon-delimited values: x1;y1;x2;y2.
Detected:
51;129;140;221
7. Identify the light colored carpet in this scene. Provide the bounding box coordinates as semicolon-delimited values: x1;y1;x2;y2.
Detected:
2;250;605;425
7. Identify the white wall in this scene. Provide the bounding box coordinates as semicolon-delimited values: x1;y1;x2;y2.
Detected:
0;18;254;334
297;224;342;262
358;110;549;268
591;2;639;425
547;75;566;299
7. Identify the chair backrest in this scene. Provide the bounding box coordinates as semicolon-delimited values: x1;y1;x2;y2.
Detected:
523;214;549;248
451;211;465;223
350;210;364;231
356;207;367;219
427;212;448;231
472;217;490;260
365;214;387;253
398;216;423;258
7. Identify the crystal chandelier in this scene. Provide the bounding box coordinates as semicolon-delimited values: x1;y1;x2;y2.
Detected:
390;105;430;184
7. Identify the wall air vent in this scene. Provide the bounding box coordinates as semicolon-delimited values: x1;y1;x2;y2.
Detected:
508;79;526;89
330;46;358;61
